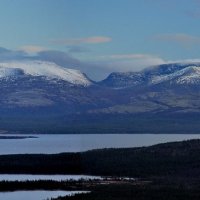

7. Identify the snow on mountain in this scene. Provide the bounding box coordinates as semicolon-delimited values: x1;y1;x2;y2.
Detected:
0;60;91;86
1;61;200;88
174;66;200;84
150;65;200;85
0;67;24;78
100;63;200;88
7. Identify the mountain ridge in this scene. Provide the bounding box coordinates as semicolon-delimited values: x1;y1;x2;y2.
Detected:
0;60;199;133
100;62;200;88
0;60;92;86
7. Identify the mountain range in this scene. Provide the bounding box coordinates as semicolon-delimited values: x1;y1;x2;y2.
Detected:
0;60;200;134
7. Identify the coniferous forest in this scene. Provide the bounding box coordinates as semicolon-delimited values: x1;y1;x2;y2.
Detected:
1;140;200;199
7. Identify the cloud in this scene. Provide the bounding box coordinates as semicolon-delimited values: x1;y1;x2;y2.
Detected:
35;50;110;80
92;53;166;77
0;47;27;61
0;46;176;81
35;50;82;67
154;33;200;47
2;46;200;81
30;50;165;80
66;46;90;53
0;47;83;70
101;53;161;60
99;56;165;73
0;47;166;80
166;58;200;64
51;36;112;45
19;45;46;54
0;47;101;79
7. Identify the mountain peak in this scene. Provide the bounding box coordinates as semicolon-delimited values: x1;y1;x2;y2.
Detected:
0;60;92;86
173;66;200;84
100;62;200;88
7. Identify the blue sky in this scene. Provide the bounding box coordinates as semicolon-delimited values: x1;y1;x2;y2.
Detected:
0;0;200;80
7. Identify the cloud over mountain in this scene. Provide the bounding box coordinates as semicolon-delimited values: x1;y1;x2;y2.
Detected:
19;45;46;54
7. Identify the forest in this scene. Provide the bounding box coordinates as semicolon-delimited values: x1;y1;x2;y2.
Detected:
0;139;200;178
1;139;200;199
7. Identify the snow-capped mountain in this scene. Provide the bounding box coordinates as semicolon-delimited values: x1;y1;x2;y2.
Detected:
150;65;200;85
100;63;200;88
0;60;92;86
0;61;200;133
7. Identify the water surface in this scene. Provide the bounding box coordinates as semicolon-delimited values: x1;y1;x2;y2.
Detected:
0;134;199;154
0;190;88;200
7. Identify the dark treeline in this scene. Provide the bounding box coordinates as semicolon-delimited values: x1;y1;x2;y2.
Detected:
51;184;200;200
2;140;200;200
0;153;82;174
81;139;200;177
1;139;200;177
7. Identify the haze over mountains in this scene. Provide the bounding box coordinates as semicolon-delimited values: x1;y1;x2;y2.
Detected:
0;60;200;134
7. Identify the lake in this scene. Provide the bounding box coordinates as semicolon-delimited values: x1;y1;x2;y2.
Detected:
0;134;200;154
0;133;200;200
0;190;88;200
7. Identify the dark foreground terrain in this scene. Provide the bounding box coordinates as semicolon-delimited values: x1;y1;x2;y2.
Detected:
1;139;200;178
52;184;200;200
2;178;200;200
1;139;200;199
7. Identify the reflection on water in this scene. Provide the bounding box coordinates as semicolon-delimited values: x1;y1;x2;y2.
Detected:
0;190;88;200
0;134;199;154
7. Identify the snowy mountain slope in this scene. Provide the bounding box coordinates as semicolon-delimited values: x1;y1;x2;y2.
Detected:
100;63;200;88
0;60;91;86
150;66;200;84
175;66;200;84
0;68;24;78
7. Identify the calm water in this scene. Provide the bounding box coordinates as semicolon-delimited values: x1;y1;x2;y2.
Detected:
0;134;200;154
0;190;88;200
0;174;101;181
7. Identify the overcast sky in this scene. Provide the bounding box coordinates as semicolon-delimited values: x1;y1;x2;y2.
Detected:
0;0;200;80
